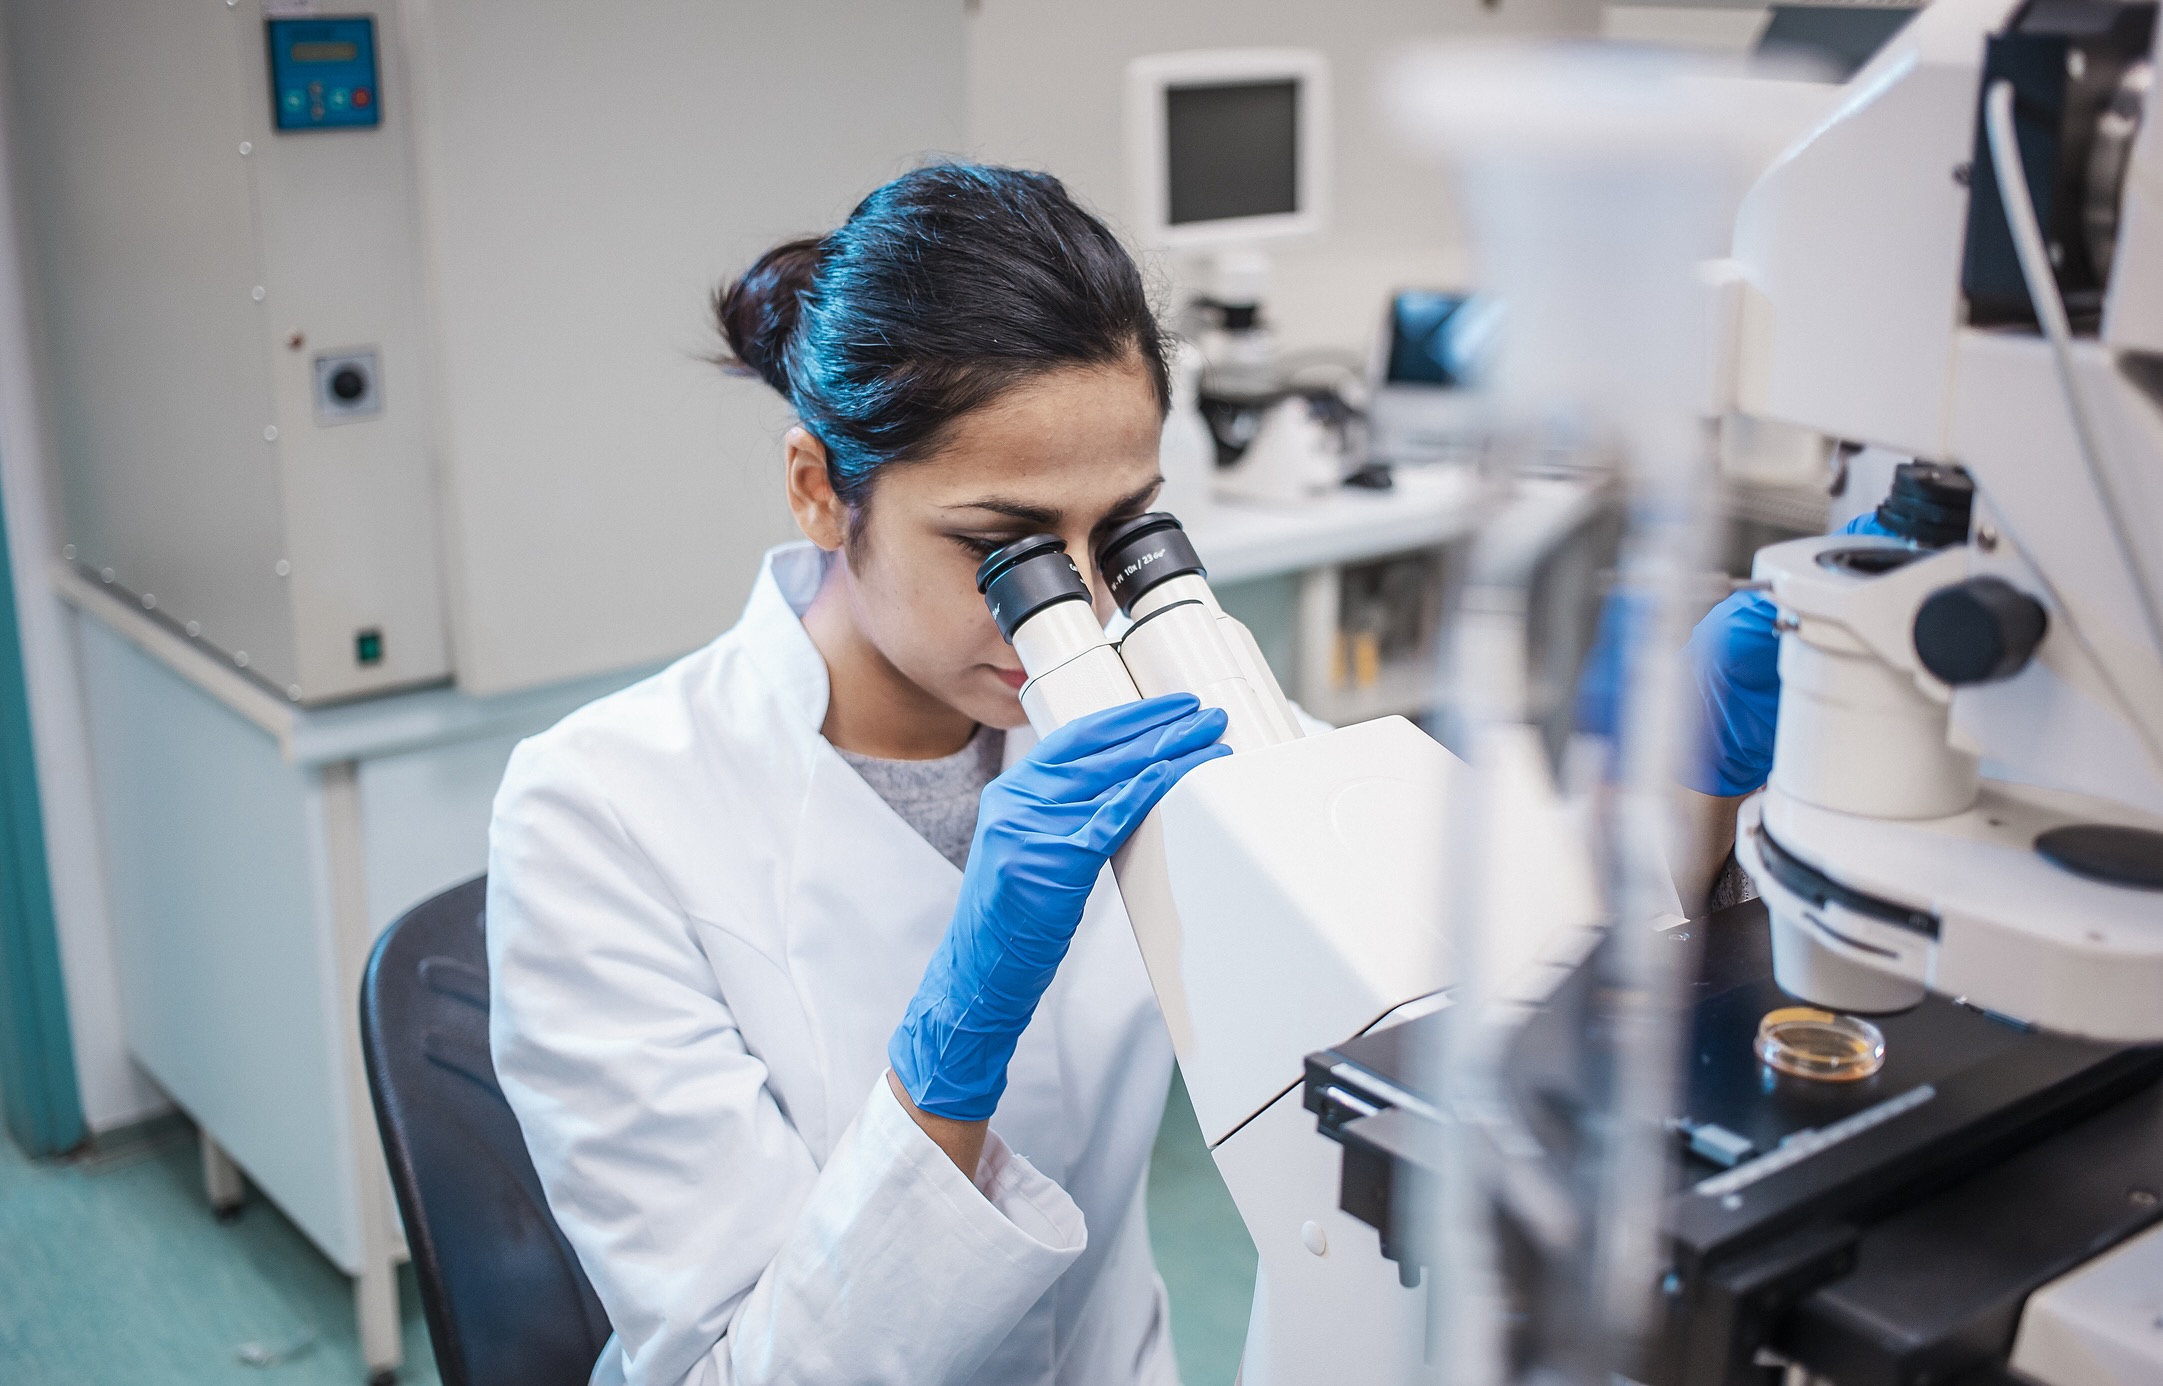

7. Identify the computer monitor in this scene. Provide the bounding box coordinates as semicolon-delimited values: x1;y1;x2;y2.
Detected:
1368;291;1499;462
1127;49;1329;250
1379;291;1498;389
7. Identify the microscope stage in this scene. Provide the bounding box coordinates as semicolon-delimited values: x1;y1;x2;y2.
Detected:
1304;899;2163;1385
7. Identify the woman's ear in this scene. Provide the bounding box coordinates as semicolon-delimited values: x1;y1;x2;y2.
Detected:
783;426;849;551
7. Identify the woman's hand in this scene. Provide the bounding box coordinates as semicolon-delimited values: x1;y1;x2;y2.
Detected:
889;694;1230;1160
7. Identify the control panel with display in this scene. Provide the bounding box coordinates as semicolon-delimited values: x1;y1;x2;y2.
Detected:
266;17;380;131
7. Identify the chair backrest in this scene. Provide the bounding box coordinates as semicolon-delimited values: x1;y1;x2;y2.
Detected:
360;875;612;1386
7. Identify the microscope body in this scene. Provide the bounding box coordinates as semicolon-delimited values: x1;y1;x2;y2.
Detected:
979;517;1598;1382
984;522;1442;1379
1724;0;2163;1043
1737;526;2163;1037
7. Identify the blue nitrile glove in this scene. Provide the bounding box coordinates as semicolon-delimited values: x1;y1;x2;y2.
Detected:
890;694;1231;1121
1681;512;1899;796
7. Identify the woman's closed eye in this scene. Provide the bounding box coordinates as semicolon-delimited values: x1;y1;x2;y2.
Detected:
949;532;1024;560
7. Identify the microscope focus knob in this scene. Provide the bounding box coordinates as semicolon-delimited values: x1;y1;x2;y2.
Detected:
1913;577;2048;684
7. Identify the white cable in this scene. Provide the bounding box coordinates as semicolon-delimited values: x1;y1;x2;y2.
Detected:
1983;80;2163;664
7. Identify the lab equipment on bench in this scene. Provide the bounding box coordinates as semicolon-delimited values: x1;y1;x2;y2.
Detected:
14;0;958;705
1126;45;1324;390
1210;392;1351;503
1128;48;1356;502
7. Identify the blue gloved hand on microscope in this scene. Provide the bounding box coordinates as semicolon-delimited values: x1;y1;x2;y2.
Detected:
890;693;1230;1121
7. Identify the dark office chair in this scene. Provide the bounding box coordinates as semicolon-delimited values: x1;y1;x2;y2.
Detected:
360;875;613;1386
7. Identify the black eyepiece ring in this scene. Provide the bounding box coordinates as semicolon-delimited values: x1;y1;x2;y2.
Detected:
977;534;1090;643
1095;512;1206;616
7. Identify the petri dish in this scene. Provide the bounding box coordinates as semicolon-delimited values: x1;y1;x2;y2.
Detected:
1756;1007;1886;1082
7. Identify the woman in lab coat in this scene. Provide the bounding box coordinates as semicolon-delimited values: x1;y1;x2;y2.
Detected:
486;164;1228;1386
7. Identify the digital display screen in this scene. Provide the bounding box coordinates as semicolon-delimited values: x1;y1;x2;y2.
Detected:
266;17;380;132
1164;79;1299;226
290;41;359;63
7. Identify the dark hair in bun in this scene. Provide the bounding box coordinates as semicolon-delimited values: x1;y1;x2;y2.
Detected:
716;237;823;398
715;163;1169;507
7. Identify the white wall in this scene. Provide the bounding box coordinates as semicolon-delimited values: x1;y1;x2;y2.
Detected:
411;0;967;698
0;50;167;1134
965;0;1606;356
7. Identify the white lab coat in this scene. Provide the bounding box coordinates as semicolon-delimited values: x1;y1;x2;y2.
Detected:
487;542;1181;1386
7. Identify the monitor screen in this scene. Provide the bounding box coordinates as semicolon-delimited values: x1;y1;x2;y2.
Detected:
1165;79;1300;226
1385;292;1493;388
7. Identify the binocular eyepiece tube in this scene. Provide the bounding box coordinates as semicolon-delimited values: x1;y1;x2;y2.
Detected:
978;535;1142;732
1097;515;1304;746
976;514;1304;749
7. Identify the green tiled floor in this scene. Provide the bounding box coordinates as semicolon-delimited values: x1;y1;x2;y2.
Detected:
0;1118;437;1385
0;1069;1254;1385
1149;1069;1258;1384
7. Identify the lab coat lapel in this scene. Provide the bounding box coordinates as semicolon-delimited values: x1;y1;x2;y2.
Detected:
717;545;1089;1176
786;756;961;1157
725;543;965;1162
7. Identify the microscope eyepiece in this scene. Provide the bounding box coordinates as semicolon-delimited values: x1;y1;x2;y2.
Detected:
977;534;1090;643
1096;512;1206;616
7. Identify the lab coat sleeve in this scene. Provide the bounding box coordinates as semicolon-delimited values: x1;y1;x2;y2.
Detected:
487;743;1085;1386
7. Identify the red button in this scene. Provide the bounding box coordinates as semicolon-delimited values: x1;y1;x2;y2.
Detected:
353;88;372;107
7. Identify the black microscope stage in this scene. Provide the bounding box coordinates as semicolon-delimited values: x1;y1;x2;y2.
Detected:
1303;898;2163;1386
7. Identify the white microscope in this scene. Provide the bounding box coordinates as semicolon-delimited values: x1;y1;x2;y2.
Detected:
1728;0;2163;1047
976;513;1601;1383
1698;3;2163;1376
1462;0;2163;1380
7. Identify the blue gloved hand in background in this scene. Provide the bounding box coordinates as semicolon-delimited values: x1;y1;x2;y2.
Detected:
1681;511;1898;796
890;693;1230;1121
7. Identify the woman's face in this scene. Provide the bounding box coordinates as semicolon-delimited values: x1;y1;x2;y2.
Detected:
789;360;1165;731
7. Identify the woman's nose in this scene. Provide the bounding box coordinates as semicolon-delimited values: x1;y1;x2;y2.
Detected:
1066;537;1114;617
